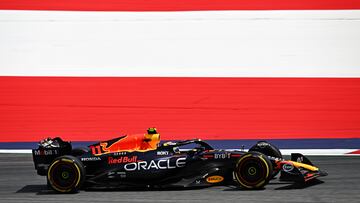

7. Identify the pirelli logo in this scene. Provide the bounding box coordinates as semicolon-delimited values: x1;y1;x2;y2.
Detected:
206;175;224;183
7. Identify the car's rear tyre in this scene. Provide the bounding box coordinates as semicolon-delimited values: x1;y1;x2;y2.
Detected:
249;141;282;177
234;152;273;189
47;155;85;193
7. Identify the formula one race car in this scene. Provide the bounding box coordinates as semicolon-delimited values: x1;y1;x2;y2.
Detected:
32;128;327;193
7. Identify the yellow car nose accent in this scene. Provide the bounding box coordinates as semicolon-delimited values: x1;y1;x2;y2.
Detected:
289;161;319;171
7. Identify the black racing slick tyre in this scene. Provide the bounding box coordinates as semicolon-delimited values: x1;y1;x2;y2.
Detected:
249;141;282;177
47;155;85;193
234;152;273;189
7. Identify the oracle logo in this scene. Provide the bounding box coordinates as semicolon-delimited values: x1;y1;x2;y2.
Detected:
124;157;186;171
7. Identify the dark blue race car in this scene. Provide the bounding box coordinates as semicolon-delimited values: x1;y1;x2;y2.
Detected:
32;129;327;193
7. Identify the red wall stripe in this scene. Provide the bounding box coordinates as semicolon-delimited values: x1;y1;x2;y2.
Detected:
0;0;359;11
347;149;360;154
0;76;360;142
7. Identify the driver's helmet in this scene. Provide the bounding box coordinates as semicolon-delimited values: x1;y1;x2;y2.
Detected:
144;127;160;149
147;127;158;134
144;127;160;140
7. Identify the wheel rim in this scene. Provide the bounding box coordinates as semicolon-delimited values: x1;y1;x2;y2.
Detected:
248;166;257;176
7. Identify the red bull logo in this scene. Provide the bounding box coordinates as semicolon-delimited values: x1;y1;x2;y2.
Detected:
108;156;138;165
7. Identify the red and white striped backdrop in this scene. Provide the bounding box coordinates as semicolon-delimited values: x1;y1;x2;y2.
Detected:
0;0;360;11
0;1;360;149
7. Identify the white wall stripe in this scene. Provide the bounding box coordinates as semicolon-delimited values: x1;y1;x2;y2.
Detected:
0;149;32;153
1;10;360;77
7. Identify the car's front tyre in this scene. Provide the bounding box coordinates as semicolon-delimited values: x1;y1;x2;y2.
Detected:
234;152;273;189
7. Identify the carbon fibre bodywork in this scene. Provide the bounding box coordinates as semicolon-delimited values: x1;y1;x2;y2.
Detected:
32;137;327;190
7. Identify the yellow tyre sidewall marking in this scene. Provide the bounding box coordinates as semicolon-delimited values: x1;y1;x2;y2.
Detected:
47;158;81;193
235;154;270;189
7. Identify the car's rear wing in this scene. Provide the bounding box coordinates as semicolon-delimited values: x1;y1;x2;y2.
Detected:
32;137;72;175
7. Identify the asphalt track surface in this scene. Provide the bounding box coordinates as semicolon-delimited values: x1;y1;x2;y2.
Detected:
0;154;359;203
